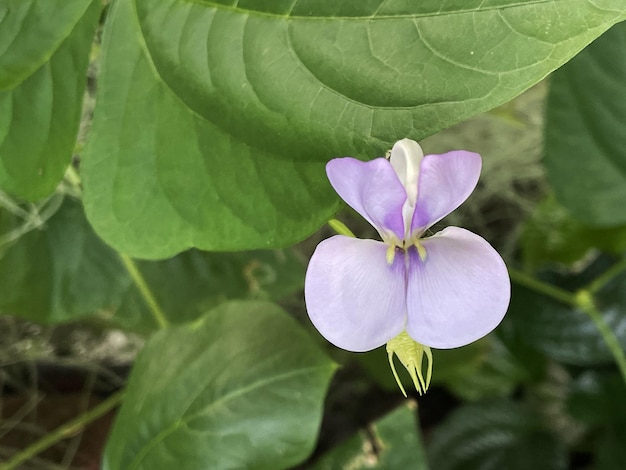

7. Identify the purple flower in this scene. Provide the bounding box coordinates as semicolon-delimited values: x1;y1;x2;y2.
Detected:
304;139;510;394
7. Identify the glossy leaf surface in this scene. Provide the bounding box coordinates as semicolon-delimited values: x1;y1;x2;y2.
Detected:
508;259;626;366
104;301;336;470
429;400;567;470
83;0;626;257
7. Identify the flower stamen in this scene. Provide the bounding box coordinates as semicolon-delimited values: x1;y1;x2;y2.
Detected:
386;244;396;265
414;241;427;262
386;331;433;397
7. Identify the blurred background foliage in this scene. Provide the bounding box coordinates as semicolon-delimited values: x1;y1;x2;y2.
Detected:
0;1;625;469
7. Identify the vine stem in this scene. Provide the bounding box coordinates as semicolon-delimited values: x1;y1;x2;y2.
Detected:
588;257;626;294
119;253;169;329
575;290;626;384
0;390;125;470
507;268;577;306
508;268;626;384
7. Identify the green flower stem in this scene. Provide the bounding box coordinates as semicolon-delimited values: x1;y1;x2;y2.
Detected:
119;253;169;329
0;190;31;219
575;290;626;384
587;257;626;294
64;165;82;192
509;268;626;384
508;268;576;306
0;390;125;470
328;219;356;238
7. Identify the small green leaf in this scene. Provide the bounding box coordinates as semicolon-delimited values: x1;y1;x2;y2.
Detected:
103;300;337;470
0;196;130;323
83;0;626;257
310;402;428;470
544;23;626;227
0;0;100;200
429;400;567;470
508;261;626;366
521;196;626;270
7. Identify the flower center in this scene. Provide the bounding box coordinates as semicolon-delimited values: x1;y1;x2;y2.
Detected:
385;237;427;265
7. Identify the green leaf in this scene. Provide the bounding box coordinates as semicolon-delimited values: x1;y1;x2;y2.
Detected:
428;400;567;470
0;198;304;327
521;196;626;270
544;23;626;227
0;196;130;323
508;261;626;366
567;371;626;426
0;0;100;201
83;0;626;257
104;300;337;470
310;402;428;470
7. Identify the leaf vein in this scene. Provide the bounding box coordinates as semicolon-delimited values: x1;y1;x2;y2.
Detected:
126;364;332;469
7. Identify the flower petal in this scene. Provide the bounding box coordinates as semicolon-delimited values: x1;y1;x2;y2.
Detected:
326;157;406;240
389;139;423;207
406;227;510;349
305;235;406;352
410;151;481;234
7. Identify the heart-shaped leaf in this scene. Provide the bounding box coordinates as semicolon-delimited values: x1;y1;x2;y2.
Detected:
83;0;626;257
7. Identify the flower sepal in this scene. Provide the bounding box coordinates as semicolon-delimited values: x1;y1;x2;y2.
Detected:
386;331;433;397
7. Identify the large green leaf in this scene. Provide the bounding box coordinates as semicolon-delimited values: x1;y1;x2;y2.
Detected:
508;260;626;366
82;0;626;257
428;400;567;470
544;23;626;227
103;301;337;470
0;198;304;328
0;0;100;201
310;402;428;470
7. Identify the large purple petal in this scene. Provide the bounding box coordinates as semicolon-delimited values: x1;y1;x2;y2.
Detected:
305;235;406;352
406;227;510;349
411;151;481;234
327;158;406;240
